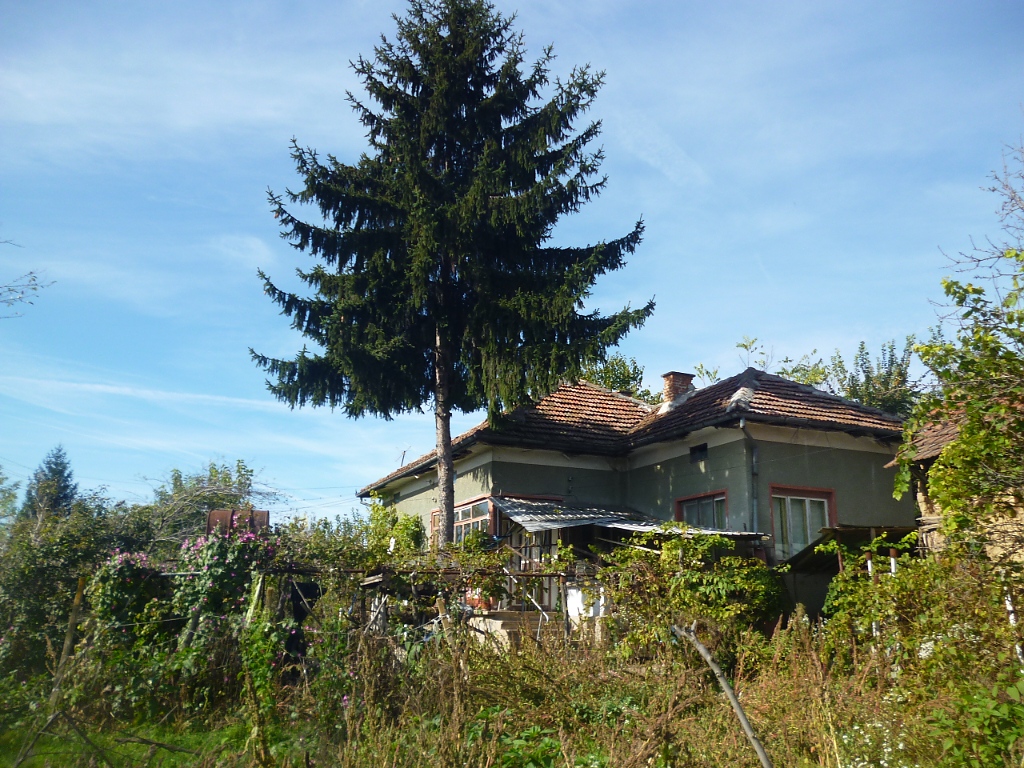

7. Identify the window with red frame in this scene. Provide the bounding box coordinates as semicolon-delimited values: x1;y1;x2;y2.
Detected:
772;489;831;558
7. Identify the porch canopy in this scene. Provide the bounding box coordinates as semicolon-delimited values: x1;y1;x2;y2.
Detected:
491;496;766;541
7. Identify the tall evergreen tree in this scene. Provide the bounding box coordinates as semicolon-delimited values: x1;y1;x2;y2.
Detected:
254;0;653;543
21;445;78;520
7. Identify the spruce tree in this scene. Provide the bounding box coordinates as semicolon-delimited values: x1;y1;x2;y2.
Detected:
253;0;653;543
21;445;78;520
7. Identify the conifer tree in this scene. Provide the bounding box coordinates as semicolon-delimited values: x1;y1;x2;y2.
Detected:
254;0;652;544
20;445;78;521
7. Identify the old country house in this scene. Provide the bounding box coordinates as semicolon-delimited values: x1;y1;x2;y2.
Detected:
360;368;917;613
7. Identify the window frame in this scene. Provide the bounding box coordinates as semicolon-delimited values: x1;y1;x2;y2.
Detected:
430;495;493;546
674;490;729;531
768;484;837;559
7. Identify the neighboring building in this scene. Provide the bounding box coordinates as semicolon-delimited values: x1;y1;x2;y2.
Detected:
900;418;1024;562
895;419;959;551
360;368;918;612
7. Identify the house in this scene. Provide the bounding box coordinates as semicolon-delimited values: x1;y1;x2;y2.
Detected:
895;419;959;552
359;368;917;613
900;417;1024;562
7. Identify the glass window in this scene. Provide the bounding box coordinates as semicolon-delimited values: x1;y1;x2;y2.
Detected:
454;499;490;541
680;493;727;530
772;492;831;559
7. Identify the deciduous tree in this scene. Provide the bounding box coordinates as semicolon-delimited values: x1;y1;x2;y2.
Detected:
254;0;653;544
898;145;1024;548
581;352;659;404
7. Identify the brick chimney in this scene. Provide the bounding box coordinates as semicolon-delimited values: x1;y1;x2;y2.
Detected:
662;371;695;403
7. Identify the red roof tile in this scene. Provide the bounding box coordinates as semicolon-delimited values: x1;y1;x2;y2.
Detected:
907;419;959;463
630;368;903;447
360;369;905;494
359;383;650;494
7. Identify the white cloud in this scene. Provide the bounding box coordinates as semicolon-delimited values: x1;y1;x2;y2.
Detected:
208;234;276;271
612;111;710;188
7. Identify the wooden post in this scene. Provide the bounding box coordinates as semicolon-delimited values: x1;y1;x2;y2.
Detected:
49;575;86;710
560;576;570;641
672;623;773;768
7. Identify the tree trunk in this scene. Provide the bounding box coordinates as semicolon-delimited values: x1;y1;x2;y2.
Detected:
434;328;455;545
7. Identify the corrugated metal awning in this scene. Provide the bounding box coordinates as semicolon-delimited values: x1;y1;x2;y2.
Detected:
490;497;664;533
491;496;771;540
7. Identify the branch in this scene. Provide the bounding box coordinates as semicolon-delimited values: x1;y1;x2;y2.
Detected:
671;622;773;768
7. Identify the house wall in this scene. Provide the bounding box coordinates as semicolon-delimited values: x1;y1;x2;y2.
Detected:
626;433;752;529
489;460;624;507
378;424;916;556
753;439;914;529
388;458;493;532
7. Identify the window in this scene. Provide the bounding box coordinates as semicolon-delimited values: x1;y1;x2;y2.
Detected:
454;500;490;543
429;500;490;546
677;492;726;530
772;488;832;558
689;443;709;464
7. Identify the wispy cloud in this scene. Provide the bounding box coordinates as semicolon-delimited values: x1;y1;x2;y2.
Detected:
0;375;282;413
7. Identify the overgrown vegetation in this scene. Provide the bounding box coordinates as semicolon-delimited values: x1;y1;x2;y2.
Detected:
1;473;1023;767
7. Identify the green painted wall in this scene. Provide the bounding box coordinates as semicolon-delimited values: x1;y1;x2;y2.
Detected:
490;461;623;507
754;439;916;534
626;439;752;528
390;461;492;531
381;433;915;552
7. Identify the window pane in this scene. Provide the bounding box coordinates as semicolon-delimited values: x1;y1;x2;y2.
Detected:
714;498;726;529
808;499;827;537
699;498;714;529
788;498;808;551
455;526;464;543
684;502;699;527
774;497;787;542
474;502;489;519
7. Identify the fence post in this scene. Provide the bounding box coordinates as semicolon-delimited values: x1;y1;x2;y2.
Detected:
48;575;87;710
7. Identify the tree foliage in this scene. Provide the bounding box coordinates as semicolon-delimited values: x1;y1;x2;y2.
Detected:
0;465;18;524
20;445;78;522
254;0;653;543
778;337;920;417
122;460;262;557
898;145;1024;549
581;352;659;404
710;336;921;417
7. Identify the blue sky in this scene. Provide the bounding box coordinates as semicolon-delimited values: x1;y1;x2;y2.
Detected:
2;0;1022;517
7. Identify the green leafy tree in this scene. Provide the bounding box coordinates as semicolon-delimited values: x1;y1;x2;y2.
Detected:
827;337;918;417
0;493;115;679
20;445;78;523
254;0;653;544
364;494;425;560
699;338;920;416
581;352;659;404
898;145;1024;550
0;465;18;524
122;460;262;556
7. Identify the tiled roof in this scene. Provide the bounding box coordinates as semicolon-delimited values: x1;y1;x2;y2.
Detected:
905;419;959;463
630;368;904;448
359;369;905;494
359;383;650;494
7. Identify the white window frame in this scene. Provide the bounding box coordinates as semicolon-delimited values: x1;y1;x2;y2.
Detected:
771;488;833;559
453;499;490;543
